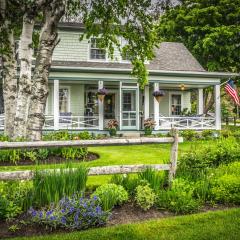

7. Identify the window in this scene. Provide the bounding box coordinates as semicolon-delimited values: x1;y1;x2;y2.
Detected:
90;38;106;60
121;38;131;61
171;94;182;116
59;88;69;113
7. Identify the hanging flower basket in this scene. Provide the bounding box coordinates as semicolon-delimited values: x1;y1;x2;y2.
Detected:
152;90;165;103
97;88;107;102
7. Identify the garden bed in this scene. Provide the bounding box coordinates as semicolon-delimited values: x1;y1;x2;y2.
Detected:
0;152;99;166
0;204;236;239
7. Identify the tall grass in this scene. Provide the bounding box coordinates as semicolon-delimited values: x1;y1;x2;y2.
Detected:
29;164;89;207
138;167;166;192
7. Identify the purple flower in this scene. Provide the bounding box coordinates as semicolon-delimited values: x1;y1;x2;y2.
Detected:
61;216;67;224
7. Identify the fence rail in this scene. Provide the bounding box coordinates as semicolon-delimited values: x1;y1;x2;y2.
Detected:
0;130;182;185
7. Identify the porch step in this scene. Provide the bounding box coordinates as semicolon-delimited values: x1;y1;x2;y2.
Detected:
121;132;141;138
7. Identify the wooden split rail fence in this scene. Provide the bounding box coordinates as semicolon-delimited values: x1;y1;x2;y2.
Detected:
0;130;182;184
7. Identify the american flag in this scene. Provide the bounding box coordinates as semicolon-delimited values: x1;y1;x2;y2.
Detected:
224;79;240;106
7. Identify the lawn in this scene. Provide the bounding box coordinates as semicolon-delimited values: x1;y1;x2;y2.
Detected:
13;208;240;240
0;141;209;186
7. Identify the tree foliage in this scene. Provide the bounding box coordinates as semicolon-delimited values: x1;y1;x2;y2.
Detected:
157;0;240;72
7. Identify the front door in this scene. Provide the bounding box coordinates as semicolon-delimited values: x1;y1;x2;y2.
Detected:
121;88;139;130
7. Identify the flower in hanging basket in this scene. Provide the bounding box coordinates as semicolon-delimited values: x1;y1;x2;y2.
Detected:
97;88;107;102
152;90;165;103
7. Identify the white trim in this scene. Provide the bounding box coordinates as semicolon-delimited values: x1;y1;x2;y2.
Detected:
169;91;183;116
98;81;104;130
53;79;59;130
154;83;160;130
197;88;204;115
214;85;221;130
144;85;150;119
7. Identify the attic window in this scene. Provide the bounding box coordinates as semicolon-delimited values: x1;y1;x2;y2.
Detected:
90;38;106;60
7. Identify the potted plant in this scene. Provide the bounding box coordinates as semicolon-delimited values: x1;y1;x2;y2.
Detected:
143;118;156;135
97;87;107;102
152;90;165;103
107;119;119;136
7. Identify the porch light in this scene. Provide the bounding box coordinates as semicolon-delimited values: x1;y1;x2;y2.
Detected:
179;84;185;91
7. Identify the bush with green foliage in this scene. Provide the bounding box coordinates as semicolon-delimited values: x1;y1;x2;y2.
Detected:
30;165;89;207
201;130;215;140
180;130;199;141
29;194;109;230
135;184;156;211
110;174;140;197
157;178;200;214
0;181;32;219
178;137;240;179
208;162;240;204
92;184;128;211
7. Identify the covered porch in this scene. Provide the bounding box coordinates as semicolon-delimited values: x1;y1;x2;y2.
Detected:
42;76;221;132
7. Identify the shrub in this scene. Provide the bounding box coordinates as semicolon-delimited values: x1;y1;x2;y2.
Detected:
92;184;128;211
157;178;200;214
31;165;89;207
135;184;156;211
180;130;199;141
138;168;166;192
201;130;215;140
61;147;88;161
178;137;240;179
110;174;140;197
208;162;240;204
0;181;32;219
29;194;109;230
210;174;240;204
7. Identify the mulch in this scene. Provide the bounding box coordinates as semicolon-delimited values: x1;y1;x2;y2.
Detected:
0;203;236;239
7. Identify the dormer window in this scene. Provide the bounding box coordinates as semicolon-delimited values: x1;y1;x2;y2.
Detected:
90;38;106;60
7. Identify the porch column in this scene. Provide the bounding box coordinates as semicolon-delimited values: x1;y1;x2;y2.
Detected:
53;79;59;131
98;81;104;130
197;88;204;115
154;83;160;130
144;85;150;119
214;84;221;130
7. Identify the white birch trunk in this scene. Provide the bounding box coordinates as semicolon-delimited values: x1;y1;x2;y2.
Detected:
13;14;34;139
2;31;18;138
0;0;18;138
27;3;65;140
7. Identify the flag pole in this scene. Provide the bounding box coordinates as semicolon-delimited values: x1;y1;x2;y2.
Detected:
220;78;230;86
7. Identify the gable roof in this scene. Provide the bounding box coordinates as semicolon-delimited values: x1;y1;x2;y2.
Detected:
52;41;205;72
150;42;205;72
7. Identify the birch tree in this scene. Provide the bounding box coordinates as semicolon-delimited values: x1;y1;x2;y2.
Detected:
27;0;65;140
0;0;18;138
1;0;158;140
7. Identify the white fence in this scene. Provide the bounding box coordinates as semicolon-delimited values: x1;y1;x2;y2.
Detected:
159;116;216;130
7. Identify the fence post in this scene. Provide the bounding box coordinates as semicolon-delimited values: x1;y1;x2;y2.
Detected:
168;128;179;186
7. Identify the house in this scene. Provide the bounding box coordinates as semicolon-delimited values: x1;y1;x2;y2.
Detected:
0;22;237;132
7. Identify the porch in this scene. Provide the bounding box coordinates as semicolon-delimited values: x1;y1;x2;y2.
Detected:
0;79;221;132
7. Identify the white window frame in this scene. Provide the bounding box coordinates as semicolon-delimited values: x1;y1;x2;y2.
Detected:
88;37;107;62
169;91;183;116
59;86;71;113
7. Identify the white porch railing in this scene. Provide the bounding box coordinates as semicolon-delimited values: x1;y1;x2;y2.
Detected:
158;116;216;130
0;115;99;131
45;115;99;130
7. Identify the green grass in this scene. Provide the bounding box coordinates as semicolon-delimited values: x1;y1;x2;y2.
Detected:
0;141;212;186
13;208;240;240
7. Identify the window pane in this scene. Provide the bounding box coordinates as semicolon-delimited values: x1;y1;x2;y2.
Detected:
171;95;181;115
90;38;106;60
59;88;69;113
